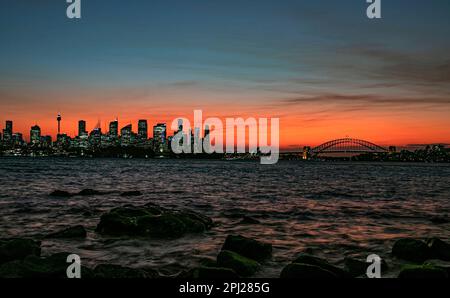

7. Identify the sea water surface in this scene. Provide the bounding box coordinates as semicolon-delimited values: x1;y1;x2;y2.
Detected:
0;158;449;277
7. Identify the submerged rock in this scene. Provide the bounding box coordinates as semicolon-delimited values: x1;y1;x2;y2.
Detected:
45;225;87;239
221;235;272;262
398;264;448;279
238;216;260;225
0;238;41;265
78;189;102;196
427;238;450;261
292;254;349;278
280;263;337;278
96;205;213;238
217;250;260;277
120;191;143;197
94;264;157;278
392;238;430;263
49;190;72;197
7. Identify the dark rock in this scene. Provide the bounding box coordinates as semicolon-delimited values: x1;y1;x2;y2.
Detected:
424;260;450;276
221;235;272;262
0;238;41;265
239;216;260;225
49;190;72;197
96;205;213;238
120;191;143;197
78;189;101;196
427;238;450;261
292;254;349;278
0;252;94;278
94;264;155;278
392;238;430;262
183;266;239;279
398;264;448;278
344;257;388;277
45;225;87;239
430;216;450;224
280;263;337;278
217;250;260;277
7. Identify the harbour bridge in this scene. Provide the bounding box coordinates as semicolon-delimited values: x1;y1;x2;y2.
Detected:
310;138;388;155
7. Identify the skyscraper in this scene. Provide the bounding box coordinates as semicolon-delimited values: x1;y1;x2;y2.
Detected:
78;120;87;137
138;120;148;140
2;120;13;142
153;123;167;153
120;124;133;145
109;119;118;138
30;125;41;145
57;113;62;135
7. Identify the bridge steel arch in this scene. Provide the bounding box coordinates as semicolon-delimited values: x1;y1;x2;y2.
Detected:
311;138;388;155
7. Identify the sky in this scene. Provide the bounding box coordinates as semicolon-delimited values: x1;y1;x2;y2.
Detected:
1;0;450;149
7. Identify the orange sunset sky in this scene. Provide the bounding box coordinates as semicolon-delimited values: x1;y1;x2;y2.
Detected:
1;1;450;149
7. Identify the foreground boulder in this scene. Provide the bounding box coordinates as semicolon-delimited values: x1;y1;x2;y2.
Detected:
344;257;388;277
427;238;450;261
217;250;260;277
221;235;272;262
0;238;41;265
280;263;337;278
96;205;213;238
45;225;87;239
398;264;448;279
292;254;349;278
392;238;430;262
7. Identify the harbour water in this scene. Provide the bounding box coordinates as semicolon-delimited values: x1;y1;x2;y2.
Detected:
0;158;449;277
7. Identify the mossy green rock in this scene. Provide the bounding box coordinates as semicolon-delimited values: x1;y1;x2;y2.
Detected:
280;263;337;278
293;254;349;278
398;264;448;278
96;205;212;238
0;238;41;265
221;235;272;262
217;250;260;277
392;238;430;262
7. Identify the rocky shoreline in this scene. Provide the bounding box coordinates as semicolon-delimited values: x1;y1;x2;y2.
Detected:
1;190;449;279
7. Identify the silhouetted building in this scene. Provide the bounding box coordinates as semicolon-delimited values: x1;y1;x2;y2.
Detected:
78;120;87;137
389;146;397;153
153;123;167;152
57;113;62;135
109;119;118;138
120;124;134;145
12;133;24;146
2;120;13;142
138;120;148;140
30;125;41;145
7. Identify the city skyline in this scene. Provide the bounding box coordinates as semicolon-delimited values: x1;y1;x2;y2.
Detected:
1;1;450;148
